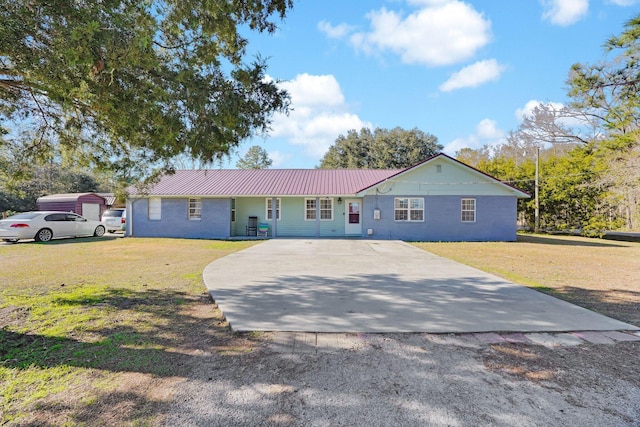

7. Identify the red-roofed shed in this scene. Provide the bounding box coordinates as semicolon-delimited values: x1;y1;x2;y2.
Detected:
36;193;106;221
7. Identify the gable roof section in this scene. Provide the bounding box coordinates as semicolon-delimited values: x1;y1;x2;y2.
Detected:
133;169;401;197
356;153;530;198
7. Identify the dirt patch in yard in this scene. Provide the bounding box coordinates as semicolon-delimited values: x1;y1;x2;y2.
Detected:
165;333;640;426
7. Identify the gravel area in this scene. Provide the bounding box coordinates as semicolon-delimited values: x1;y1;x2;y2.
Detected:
165;333;640;426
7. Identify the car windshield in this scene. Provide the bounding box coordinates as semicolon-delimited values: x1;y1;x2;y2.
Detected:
6;212;41;220
102;210;124;218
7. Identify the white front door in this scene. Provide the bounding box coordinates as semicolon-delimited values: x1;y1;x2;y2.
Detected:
345;199;362;235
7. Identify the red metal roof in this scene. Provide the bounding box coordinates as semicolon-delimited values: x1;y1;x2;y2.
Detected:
37;193;106;203
132;169;401;197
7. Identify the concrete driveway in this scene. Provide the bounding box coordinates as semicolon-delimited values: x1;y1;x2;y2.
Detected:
203;239;637;333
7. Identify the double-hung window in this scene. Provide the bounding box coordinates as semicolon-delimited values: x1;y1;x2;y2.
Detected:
461;198;476;222
305;198;316;220
305;198;334;221
266;198;281;220
189;198;202;220
394;197;424;222
320;198;333;220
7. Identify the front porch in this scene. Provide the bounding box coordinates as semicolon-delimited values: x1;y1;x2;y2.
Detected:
230;196;363;239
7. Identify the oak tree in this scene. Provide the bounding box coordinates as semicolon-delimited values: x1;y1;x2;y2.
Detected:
319;127;442;169
0;0;293;176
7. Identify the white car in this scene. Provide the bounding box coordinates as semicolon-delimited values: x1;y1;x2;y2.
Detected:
0;211;106;243
101;208;126;233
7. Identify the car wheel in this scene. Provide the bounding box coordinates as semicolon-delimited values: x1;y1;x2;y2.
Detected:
94;225;106;237
35;228;53;242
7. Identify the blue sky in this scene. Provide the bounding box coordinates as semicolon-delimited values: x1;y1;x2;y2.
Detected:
230;0;639;169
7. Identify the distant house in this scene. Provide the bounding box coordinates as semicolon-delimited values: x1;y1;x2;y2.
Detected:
36;193;106;221
125;153;530;242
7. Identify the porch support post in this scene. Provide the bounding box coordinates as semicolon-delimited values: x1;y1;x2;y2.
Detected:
315;197;320;237
271;197;277;238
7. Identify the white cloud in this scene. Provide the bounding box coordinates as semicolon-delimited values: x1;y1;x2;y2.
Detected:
350;1;492;67
268;150;290;168
279;73;345;108
606;0;638;5
439;59;506;92
407;0;451;5
541;0;588;26
516;99;550;121
443;119;506;154
515;99;596;133
270;74;371;158
476;118;505;140
515;99;565;122
317;20;355;39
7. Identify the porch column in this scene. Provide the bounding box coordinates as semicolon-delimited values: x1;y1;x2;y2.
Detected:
271;197;277;238
315;197;320;238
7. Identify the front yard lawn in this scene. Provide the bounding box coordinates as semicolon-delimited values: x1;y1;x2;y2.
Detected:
0;237;258;426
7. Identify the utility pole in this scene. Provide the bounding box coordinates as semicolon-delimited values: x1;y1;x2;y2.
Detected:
534;146;540;234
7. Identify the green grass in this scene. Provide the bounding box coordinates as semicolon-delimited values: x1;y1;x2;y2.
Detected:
0;237;257;426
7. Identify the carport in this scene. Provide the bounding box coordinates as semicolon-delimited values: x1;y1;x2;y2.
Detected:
203;239;638;333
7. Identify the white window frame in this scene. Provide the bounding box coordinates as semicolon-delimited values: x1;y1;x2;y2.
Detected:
394;197;424;222
320;198;333;221
188;198;202;220
461;198;476;223
266;198;281;221
231;198;236;222
148;197;161;220
305;198;316;221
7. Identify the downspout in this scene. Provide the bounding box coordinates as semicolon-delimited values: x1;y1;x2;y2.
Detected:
126;199;133;237
126;197;143;237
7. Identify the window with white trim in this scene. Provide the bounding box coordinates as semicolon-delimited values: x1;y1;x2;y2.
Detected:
305;198;316;220
231;198;236;222
320;198;333;220
394;197;424;222
266;198;281;220
189;198;202;220
461;198;476;222
148;197;161;220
